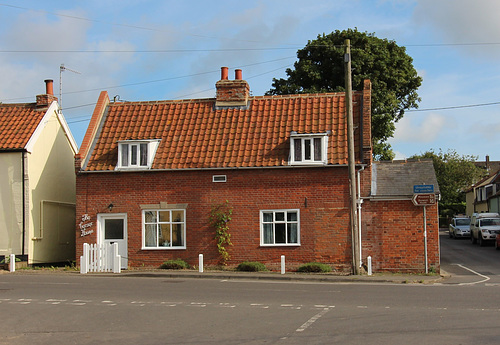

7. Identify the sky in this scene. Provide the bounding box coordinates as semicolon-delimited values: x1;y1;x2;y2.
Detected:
1;0;499;161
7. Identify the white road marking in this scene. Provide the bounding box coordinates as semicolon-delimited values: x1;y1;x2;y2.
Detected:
296;308;330;332
455;264;491;285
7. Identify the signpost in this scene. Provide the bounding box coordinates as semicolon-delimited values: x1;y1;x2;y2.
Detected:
413;185;436;274
412;193;436;206
413;184;434;194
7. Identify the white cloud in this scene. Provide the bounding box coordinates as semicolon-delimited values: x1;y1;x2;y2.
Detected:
392;112;446;143
413;0;500;58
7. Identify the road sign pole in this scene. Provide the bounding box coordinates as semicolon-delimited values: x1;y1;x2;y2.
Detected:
424;206;428;274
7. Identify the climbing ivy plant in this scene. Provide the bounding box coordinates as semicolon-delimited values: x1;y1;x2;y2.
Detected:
209;200;233;265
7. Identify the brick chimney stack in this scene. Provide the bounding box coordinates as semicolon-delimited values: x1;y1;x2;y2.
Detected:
36;79;58;107
215;67;250;108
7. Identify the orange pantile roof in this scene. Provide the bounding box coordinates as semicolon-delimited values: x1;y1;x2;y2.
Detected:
0;103;46;150
82;85;371;171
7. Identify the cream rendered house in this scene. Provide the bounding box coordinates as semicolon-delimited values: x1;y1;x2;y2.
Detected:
0;80;78;265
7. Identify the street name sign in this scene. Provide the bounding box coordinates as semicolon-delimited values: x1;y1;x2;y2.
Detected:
413;184;434;194
412;193;436;206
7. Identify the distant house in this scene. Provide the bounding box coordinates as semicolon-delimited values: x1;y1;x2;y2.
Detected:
465;169;500;215
75;67;440;273
0;80;78;265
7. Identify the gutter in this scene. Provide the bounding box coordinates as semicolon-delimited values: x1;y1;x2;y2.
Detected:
79;163;369;174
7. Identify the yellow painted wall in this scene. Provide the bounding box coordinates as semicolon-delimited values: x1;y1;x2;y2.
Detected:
27;108;76;264
0;152;24;257
465;190;475;216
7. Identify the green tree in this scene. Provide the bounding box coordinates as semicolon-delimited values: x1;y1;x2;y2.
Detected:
409;149;487;217
267;28;422;160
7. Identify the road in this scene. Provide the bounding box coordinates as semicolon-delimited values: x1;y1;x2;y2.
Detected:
0;231;499;345
440;229;500;285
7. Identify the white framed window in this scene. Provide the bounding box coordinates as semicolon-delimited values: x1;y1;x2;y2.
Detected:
117;139;160;170
260;209;300;246
289;133;328;165
142;209;186;249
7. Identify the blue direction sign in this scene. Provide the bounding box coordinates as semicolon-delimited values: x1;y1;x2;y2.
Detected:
413;184;434;194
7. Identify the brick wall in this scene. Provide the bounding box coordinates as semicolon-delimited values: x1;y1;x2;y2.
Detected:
75;166;440;273
76;167;355;272
362;200;440;273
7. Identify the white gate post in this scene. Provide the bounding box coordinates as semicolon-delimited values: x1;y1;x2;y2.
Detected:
80;243;89;274
9;254;15;272
281;255;286;275
112;242;121;273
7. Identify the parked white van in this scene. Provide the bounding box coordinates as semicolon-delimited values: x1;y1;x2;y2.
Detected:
470;212;500;246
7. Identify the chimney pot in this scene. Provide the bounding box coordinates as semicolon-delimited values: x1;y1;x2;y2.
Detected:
235;69;242;80
44;79;54;95
221;67;229;80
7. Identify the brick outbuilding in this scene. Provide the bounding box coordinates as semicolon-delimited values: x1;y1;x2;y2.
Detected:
75;68;439;273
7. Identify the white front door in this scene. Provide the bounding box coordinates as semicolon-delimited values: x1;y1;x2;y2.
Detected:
98;214;128;269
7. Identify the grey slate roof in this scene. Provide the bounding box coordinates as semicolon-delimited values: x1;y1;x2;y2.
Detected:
371;159;440;198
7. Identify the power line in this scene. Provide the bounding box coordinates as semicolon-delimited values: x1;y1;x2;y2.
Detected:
407;101;500;112
0;48;299;53
0;3;299;45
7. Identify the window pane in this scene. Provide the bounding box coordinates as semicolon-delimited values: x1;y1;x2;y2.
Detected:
159;224;171;247
131;145;138;165
304;139;311;160
275;212;285;222
172;224;183;246
121;144;129;166
172;210;184;222
275;223;286;243
314;138;322;161
288;223;298;243
104;219;124;239
263;224;273;244
287;212;297;222
144;211;156;223
263;212;273;223
144;224;157;247
140;143;148;166
294;139;302;161
159;211;170;222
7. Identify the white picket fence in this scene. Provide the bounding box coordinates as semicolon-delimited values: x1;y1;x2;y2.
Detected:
80;243;121;274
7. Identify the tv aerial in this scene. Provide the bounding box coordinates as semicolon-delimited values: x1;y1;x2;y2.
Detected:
59;64;81;107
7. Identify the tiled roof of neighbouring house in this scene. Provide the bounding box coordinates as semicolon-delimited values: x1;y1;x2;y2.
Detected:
0;103;46;150
371;159;440;197
0;80;59;151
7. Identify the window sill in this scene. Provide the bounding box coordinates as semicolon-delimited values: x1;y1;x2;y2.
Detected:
260;244;301;247
116;166;152;171
141;246;186;250
288;161;327;166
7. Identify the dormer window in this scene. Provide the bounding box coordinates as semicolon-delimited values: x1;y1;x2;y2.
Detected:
117;139;160;170
289;132;328;165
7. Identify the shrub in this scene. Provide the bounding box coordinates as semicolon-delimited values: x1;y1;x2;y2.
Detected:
160;259;190;270
236;261;267;272
297;262;332;273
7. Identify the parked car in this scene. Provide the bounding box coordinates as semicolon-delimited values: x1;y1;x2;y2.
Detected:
470;213;500;246
496;233;500;250
449;216;471;238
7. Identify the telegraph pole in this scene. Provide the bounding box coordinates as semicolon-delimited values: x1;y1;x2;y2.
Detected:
345;39;360;275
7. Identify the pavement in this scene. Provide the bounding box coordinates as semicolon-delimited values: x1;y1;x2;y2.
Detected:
1;266;450;284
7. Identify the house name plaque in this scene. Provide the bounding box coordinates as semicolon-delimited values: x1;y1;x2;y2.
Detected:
79;214;94;237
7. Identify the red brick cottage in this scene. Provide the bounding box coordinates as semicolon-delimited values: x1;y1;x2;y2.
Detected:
75;67;440;273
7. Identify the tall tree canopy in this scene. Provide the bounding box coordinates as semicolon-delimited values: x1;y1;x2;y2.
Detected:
267;29;422;160
410;149;487;217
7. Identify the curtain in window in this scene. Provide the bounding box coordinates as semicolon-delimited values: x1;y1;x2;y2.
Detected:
145;224;157;247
